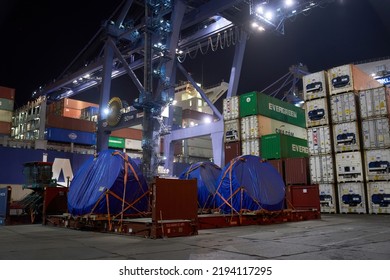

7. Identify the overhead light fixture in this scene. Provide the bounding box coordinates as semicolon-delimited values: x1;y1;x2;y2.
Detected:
256;6;264;15
265;11;273;21
285;0;294;7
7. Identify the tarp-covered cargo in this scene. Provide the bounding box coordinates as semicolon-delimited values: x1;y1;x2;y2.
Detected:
216;155;285;213
179;162;222;210
68;150;148;216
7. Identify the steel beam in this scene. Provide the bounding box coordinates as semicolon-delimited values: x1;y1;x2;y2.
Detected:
227;28;248;98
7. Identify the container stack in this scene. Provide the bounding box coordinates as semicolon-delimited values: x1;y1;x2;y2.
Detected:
328;64;382;214
0;86;15;136
358;86;390;214
223;96;241;165
303;71;337;213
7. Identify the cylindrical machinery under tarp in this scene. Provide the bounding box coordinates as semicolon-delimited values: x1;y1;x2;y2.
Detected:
179;162;222;210
215;155;285;214
67;150;149;216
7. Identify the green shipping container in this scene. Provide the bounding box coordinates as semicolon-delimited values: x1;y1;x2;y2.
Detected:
239;91;306;128
109;136;125;149
261;133;309;159
0;98;14;111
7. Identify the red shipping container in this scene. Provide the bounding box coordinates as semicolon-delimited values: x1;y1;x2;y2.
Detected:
46;114;96;132
111;127;142;140
224;142;241;165
267;159;284;181
59;98;99;110
284;157;309;185
0;86;15;100
61;107;82;119
0;121;11;135
285;185;321;211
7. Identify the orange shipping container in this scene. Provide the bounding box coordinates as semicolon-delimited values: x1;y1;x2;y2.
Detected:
0;86;15;100
0;121;11;135
59;107;82;119
60;98;99;110
111;127;142;140
46;114;96;132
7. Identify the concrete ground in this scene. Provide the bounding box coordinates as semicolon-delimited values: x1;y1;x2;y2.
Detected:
0;214;389;260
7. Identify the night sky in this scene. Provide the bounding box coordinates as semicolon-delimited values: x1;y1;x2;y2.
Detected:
1;0;389;109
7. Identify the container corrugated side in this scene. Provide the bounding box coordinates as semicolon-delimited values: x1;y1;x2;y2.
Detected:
267;159;284;180
330;92;357;123
333;121;360;152
0;110;12;123
108;136;125;149
125;139;142;150
303;70;328;101
309;155;334;183
307;126;332;155
364;149;390;181
224;119;240;143
261;134;309;159
45;127;96;145
0;86;15;100
335;152;364;183
328;64;381;95
224;142;241;165
284;158;309;185
319;184;337;213
239;91;258;117
223;96;239;120
258;115;307;140
111;127;142;140
359;87;390;119
305;98;329;127
338;182;366;214
241;138;261;156
0;121;11;135
257;92;306;128
361;118;390;149
187;146;213;158
367;182;390;214
285;185;320;210
187;138;212;149
46;114;96;133
240;115;259;140
0;98;14;111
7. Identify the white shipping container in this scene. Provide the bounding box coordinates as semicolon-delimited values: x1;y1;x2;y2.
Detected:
242;138;261;156
333;121;360;152
330;92;357;123
319;184;337;213
364;149;390;181
224;119;240;143
338;182;366;214
223;96;240;120
125;139;142;150
187;146;213;158
368;182;390;214
303;71;328;101
328;64;381;95
305;98;329;127
241;115;259;140
187;137;212;149
359;87;390;119
310;155;334;183
361;118;390;149
257;115;307;140
335;152;364;183
0;109;12;122
307;126;332;155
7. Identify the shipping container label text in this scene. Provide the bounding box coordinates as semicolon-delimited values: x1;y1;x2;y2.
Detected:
268;103;298;118
291;144;309;154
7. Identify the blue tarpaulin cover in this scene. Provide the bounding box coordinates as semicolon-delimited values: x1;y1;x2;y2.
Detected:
179;162;222;209
68;150;148;216
216;155;285;213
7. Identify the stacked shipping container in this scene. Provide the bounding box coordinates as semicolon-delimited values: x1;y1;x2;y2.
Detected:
303;71;337;213
358;87;390;214
0;86;15;136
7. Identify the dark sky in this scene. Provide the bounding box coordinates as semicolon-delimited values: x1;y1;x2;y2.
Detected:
1;0;390;108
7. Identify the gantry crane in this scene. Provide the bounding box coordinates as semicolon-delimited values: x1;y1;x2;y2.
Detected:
32;0;334;183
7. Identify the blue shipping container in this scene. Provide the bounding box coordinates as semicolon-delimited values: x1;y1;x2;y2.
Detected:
45;127;96;145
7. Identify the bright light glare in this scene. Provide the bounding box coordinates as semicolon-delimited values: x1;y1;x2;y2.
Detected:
256;6;264;14
103;108;110;116
252;22;259;28
172;100;177;105
258;26;265;32
285;0;294;7
265;11;273;20
204;117;212;124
